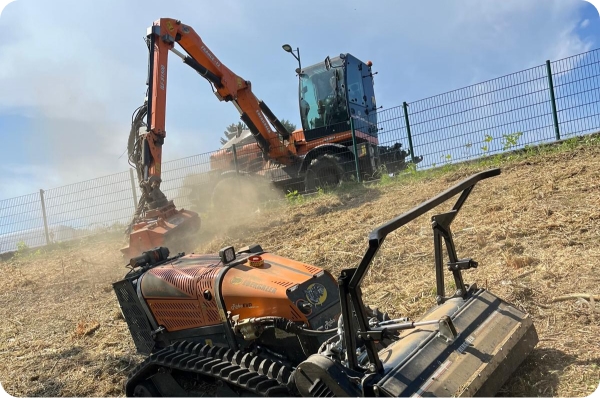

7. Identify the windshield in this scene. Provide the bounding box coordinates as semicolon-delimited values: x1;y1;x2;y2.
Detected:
299;58;347;131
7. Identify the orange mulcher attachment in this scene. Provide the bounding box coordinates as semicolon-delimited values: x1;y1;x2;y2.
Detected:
121;201;200;259
121;177;200;258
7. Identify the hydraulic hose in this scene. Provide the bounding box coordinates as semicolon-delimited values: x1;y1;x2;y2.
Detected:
251;317;338;337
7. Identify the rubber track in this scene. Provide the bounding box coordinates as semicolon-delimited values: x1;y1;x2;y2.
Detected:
125;341;297;397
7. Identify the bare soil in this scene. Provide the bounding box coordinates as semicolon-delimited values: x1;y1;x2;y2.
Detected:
1;143;599;397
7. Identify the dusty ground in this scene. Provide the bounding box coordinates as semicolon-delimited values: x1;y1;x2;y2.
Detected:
1;139;599;397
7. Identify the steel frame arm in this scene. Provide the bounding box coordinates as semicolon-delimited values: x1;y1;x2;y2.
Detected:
340;168;501;373
141;18;297;183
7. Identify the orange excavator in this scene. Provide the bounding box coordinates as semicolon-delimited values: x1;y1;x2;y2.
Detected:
124;18;416;257
123;18;305;257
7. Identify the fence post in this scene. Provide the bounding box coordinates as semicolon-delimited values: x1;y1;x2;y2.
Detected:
350;117;361;183
403;102;417;163
546;60;561;141
232;144;240;174
129;168;138;208
39;189;50;245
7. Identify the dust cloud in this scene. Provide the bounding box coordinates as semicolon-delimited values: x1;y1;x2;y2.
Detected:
168;173;286;254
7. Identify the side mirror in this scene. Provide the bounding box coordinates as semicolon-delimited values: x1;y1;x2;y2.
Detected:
324;56;331;71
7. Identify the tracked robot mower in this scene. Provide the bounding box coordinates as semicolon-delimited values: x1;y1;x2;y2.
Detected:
113;168;538;396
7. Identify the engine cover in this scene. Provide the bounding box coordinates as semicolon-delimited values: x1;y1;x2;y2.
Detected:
138;248;340;333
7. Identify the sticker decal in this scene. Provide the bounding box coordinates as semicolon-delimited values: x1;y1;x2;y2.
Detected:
230;276;277;294
243;279;276;294
230;302;257;311
305;283;327;305
324;317;336;330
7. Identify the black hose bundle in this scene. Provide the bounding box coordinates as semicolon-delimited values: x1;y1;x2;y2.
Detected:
250;317;338;337
125;103;149;235
127;103;147;181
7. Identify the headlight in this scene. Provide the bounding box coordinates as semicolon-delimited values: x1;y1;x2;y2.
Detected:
219;246;236;264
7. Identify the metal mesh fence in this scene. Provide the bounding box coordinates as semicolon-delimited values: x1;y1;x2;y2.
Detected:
0;192;46;253
2;48;600;253
551;49;600;138
375;106;410;148
43;171;135;243
406;64;555;168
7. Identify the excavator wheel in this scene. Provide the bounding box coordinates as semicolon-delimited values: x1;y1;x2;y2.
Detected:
304;154;347;192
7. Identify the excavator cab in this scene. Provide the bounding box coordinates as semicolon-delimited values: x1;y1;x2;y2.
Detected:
299;53;378;141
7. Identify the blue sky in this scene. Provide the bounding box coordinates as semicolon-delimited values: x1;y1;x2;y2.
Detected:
0;0;599;200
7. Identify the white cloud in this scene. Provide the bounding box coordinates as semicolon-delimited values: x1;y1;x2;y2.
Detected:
581;18;591;27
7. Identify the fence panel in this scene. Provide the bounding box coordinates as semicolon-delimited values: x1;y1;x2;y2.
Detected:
375;105;410;148
43;171;134;243
551;49;600;139
0;193;46;252
407;64;556;169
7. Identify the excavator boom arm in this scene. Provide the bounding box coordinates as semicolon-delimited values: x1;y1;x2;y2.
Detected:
141;18;297;183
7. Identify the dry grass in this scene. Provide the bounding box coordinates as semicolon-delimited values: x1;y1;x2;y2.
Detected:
1;141;600;397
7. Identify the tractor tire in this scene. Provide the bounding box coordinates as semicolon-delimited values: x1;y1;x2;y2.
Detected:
304;154;346;192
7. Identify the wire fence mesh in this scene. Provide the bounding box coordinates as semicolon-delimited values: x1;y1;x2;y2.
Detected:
43;171;135;243
551;49;600;139
0;192;46;253
405;64;555;168
2;48;599;253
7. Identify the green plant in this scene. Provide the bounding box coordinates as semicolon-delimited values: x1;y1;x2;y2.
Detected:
583;133;600;146
380;173;392;185
285;189;305;205
523;144;537;157
562;136;580;150
374;164;393;186
481;134;494;154
16;240;29;252
406;162;418;175
379;172;393;186
501;131;523;151
12;240;30;260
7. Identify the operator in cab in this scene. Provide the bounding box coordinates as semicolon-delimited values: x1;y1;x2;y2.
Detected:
323;74;347;125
